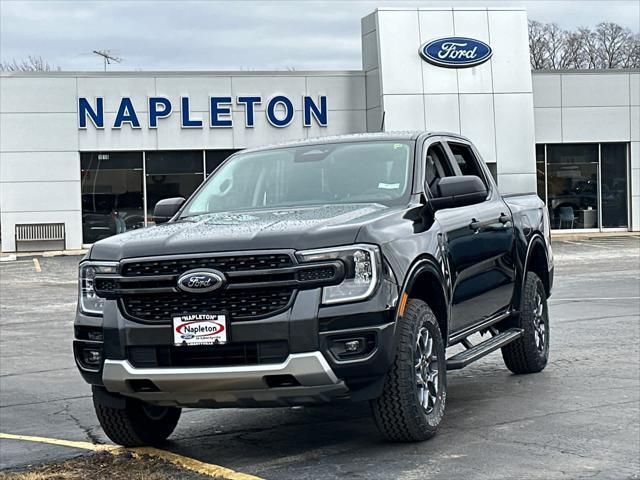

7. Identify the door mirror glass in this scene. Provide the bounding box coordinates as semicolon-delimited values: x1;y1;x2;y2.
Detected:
153;197;186;224
429;175;487;210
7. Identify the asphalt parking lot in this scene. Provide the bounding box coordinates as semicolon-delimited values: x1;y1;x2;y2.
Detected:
1;236;639;479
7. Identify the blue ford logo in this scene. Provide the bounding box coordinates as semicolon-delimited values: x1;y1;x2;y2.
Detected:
177;269;225;293
419;37;492;68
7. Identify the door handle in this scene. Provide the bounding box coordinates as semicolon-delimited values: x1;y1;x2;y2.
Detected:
469;219;481;231
498;213;511;224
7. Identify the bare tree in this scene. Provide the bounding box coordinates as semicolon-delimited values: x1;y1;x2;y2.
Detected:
528;20;549;69
625;34;640;68
545;23;568;68
561;31;584;69
577;27;600;68
528;20;639;69
595;22;633;68
0;55;60;72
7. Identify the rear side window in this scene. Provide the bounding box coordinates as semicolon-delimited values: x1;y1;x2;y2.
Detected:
447;142;487;186
425;143;454;197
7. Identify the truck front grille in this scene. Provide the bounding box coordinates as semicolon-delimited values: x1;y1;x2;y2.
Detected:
122;253;293;276
93;251;344;324
121;287;294;323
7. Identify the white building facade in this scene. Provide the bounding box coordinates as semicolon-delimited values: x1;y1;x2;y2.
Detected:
1;7;638;252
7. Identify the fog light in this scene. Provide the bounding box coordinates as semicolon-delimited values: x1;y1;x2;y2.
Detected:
345;340;361;353
327;333;376;360
83;349;102;366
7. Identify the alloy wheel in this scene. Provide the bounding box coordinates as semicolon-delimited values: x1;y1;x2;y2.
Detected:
532;291;547;353
415;326;439;414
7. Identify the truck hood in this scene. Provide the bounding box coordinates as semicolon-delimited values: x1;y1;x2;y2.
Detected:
89;203;391;261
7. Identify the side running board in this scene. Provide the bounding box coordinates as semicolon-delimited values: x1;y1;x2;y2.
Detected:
446;328;523;370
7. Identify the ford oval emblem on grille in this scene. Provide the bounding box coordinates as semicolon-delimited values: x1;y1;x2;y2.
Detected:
177;269;226;293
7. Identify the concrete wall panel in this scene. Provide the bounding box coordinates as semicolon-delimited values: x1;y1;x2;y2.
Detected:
562;107;630;143
377;10;423;95
532;74;561;108
0;152;80;183
561;73;630;107
1;113;78;152
533;108;562;143
459;93;496;163
487;10;532;93
1;77;77;113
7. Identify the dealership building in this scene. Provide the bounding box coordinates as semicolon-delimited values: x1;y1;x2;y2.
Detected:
1;6;638;252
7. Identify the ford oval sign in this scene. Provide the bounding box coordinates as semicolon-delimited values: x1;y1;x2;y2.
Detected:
177;269;225;293
419;37;492;68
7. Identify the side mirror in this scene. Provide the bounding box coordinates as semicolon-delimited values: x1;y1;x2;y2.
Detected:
429;175;487;211
153;197;185;224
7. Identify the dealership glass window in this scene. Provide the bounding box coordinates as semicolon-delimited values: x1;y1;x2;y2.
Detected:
538;142;629;230
536;144;545;202
80;152;144;244
206;150;238;176
145;151;204;223
546;144;599;229
600;143;628;228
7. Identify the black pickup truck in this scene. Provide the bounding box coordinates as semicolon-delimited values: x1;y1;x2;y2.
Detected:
74;132;553;446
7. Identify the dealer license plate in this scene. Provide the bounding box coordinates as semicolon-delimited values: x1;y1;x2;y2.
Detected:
172;313;227;346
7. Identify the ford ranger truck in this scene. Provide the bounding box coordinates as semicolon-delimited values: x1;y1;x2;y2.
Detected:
74;132;553;446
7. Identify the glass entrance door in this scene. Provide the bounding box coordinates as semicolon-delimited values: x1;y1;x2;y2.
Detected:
601;143;628;228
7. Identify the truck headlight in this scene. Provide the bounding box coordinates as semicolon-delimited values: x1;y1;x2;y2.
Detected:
79;261;118;315
296;244;381;305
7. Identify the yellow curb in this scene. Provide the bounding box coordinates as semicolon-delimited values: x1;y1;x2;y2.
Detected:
0;432;263;480
132;446;263;480
0;433;118;452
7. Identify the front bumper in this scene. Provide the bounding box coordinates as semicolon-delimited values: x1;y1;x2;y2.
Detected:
102;351;348;407
75;280;398;406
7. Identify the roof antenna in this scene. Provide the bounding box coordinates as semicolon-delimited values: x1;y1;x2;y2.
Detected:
92;50;122;71
380;110;386;132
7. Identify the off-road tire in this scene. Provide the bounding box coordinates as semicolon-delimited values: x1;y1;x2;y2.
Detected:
501;272;550;374
93;393;181;447
371;298;446;442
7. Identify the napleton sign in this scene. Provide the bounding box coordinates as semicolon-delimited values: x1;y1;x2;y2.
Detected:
77;95;328;130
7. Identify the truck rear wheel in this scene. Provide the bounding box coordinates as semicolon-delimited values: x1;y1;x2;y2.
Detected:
371;298;446;442
93;392;181;447
501;272;550;374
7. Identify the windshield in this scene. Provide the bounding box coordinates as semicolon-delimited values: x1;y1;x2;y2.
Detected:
180;141;413;216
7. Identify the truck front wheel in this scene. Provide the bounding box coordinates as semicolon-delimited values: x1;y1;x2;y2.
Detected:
93;391;181;447
501;272;550;374
371;298;446;442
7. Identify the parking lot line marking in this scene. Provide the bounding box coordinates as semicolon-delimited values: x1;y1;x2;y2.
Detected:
562;240;610;249
0;432;264;480
550;296;640;302
32;258;42;272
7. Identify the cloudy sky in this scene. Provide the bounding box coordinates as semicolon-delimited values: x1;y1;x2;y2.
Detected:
1;0;639;71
